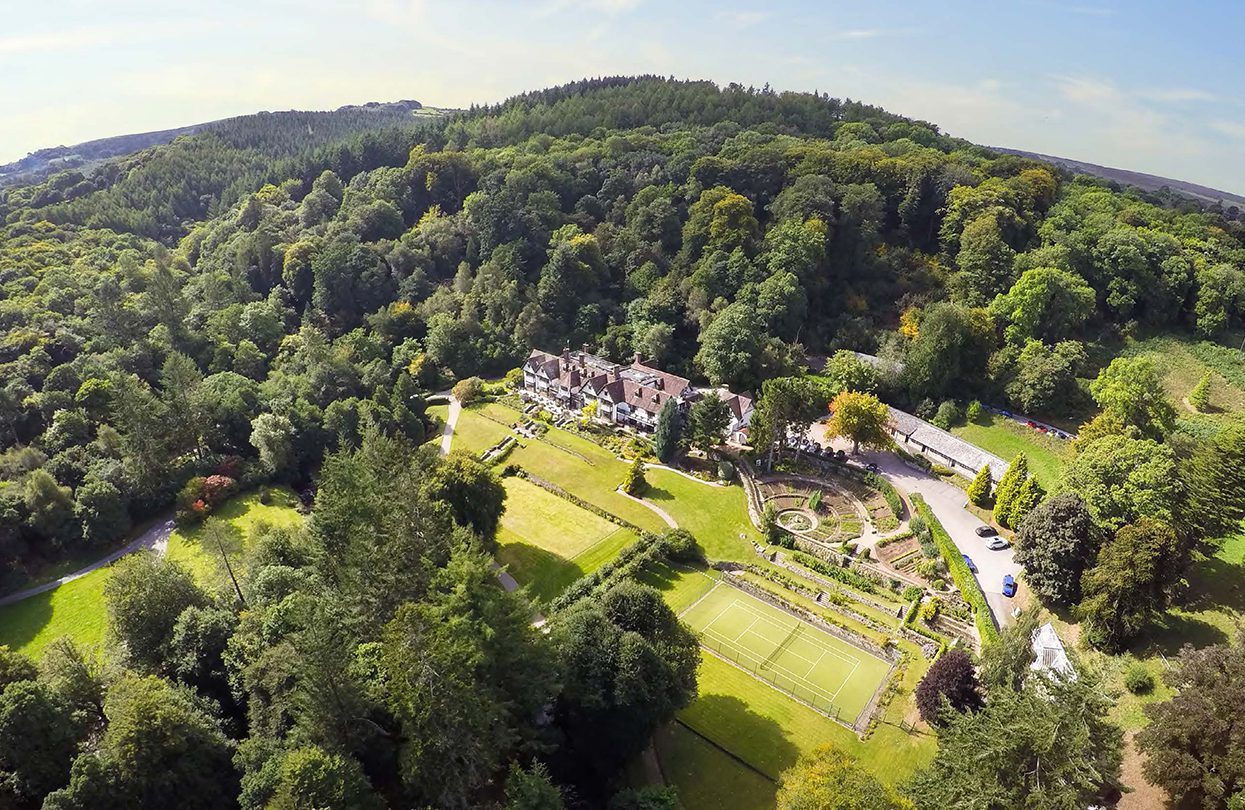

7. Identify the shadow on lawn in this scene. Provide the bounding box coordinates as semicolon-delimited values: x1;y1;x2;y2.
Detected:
680;694;802;780
496;542;583;604
1178;552;1245;616
0;590;53;652
1143;612;1229;658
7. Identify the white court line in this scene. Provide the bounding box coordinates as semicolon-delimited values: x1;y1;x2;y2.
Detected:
733;615;760;642
829;657;862;703
687;582;730;624
804;649;827;680
699;627;840;703
728;600;861;669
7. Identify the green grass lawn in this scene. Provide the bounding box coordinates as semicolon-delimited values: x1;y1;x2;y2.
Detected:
1123;335;1245;420
952;413;1071;488
495;477;637;603
644;469;757;561
165;487;304;589
0;569;111;661
0;488;303;662
679;653;935;787
652;722;777;810
449;404;667;533
636;560;720;614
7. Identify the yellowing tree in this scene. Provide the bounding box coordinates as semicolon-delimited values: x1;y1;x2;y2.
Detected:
826;391;892;454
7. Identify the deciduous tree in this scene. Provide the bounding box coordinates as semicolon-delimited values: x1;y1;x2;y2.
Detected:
825;391;891;454
914;649;983;726
1012;493;1099;607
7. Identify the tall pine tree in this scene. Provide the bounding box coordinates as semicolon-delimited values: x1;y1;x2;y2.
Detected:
652;399;681;462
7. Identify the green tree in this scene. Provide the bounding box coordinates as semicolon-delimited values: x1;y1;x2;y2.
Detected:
825;391;891;454
551;582;698;796
695;301;765;390
505;761;564;810
687;392;731;453
992;454;1028;528
966;465;992;507
74;479;131;547
820;350;879;395
1138;629;1245;808
1055;437;1182;530
1012;493;1099;607
1004;475;1044;528
952;213;1016;306
622;457;648;496
902;303;995;402
776;745;910;810
989;266;1095;344
652;398;681;462
1004;339;1086;414
1080;518;1183;652
423;451;507;545
250;412;297;479
1089;355;1177;441
45;674;238;810
908;671;1123;809
265;746;382;810
0;680;83;803
103;552;208;671
23;469;76;548
1190;372;1212;412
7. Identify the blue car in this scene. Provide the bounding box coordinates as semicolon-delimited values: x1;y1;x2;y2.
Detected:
1002;574;1017;597
962;554;977;574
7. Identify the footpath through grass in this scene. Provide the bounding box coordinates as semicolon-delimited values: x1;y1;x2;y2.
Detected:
495;477;637;603
0;488;303;662
952;413;1070;488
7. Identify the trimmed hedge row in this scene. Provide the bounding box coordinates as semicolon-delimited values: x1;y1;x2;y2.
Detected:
864;472;904;519
790;550;882;595
910;494;999;646
548;532;668;613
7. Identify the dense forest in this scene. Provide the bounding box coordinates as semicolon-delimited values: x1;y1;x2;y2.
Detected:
5;75;1245;807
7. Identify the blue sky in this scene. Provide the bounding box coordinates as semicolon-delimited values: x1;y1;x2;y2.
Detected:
5;0;1245;193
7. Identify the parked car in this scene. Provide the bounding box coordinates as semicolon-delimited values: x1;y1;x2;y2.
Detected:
1002;574;1017;597
974;525;998;538
986;537;1009;551
962;554;978;573
865;462;879;472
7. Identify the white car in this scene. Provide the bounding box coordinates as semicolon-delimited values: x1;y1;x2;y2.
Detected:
986;537;1009;551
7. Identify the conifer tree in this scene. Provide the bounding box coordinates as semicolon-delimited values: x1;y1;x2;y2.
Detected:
652;399;681;462
966;464;992;507
1189;372;1211;412
993;453;1029;527
622;457;648;496
1006;476;1044;528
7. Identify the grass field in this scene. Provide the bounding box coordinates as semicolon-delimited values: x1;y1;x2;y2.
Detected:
652;722;777;810
0;488;303;662
495;477;637;603
644;469;756;561
952;413;1071;488
448;404;668;533
681;583;892;725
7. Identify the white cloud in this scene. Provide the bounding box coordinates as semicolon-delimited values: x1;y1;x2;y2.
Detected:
827;28;910;40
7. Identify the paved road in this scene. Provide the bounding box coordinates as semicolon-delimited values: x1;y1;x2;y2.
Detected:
439;395;461;456
809;426;1022;628
0;515;175;607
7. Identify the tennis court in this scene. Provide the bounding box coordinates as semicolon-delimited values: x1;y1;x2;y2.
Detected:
681;582;893;724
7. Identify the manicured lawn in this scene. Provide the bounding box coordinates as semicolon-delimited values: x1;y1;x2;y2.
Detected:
679;653;935;786
1124;335;1245;419
644;469;757;561
0;569;111;661
449;404;667;533
952;413;1070;488
166;487;304;589
495;477;637;603
637;560;720;614
652;722;777;810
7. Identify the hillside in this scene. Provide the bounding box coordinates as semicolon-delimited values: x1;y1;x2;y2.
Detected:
991;145;1245;209
2;75;1245;809
0;99;429;190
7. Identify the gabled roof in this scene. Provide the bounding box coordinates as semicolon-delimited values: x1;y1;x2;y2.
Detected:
1030;622;1075;680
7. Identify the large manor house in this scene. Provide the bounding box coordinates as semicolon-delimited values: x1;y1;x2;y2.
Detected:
521;347;754;444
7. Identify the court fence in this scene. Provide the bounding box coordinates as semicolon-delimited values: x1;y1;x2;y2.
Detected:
697;631;850;727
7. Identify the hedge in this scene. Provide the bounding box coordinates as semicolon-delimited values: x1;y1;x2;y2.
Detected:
863;472;903;518
790;550;881;595
909;494;999;646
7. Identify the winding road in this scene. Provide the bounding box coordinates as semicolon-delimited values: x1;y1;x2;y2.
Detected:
0;516;175;607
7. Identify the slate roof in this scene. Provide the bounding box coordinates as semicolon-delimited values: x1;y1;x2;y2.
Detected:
888;406;1009;480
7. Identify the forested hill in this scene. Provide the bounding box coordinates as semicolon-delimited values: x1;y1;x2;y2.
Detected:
5;72;1245;601
0;100;436;239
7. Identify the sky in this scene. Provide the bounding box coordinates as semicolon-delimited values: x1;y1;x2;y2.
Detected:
5;0;1245;193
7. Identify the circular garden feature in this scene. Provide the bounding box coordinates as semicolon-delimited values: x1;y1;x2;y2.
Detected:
778;509;816;532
